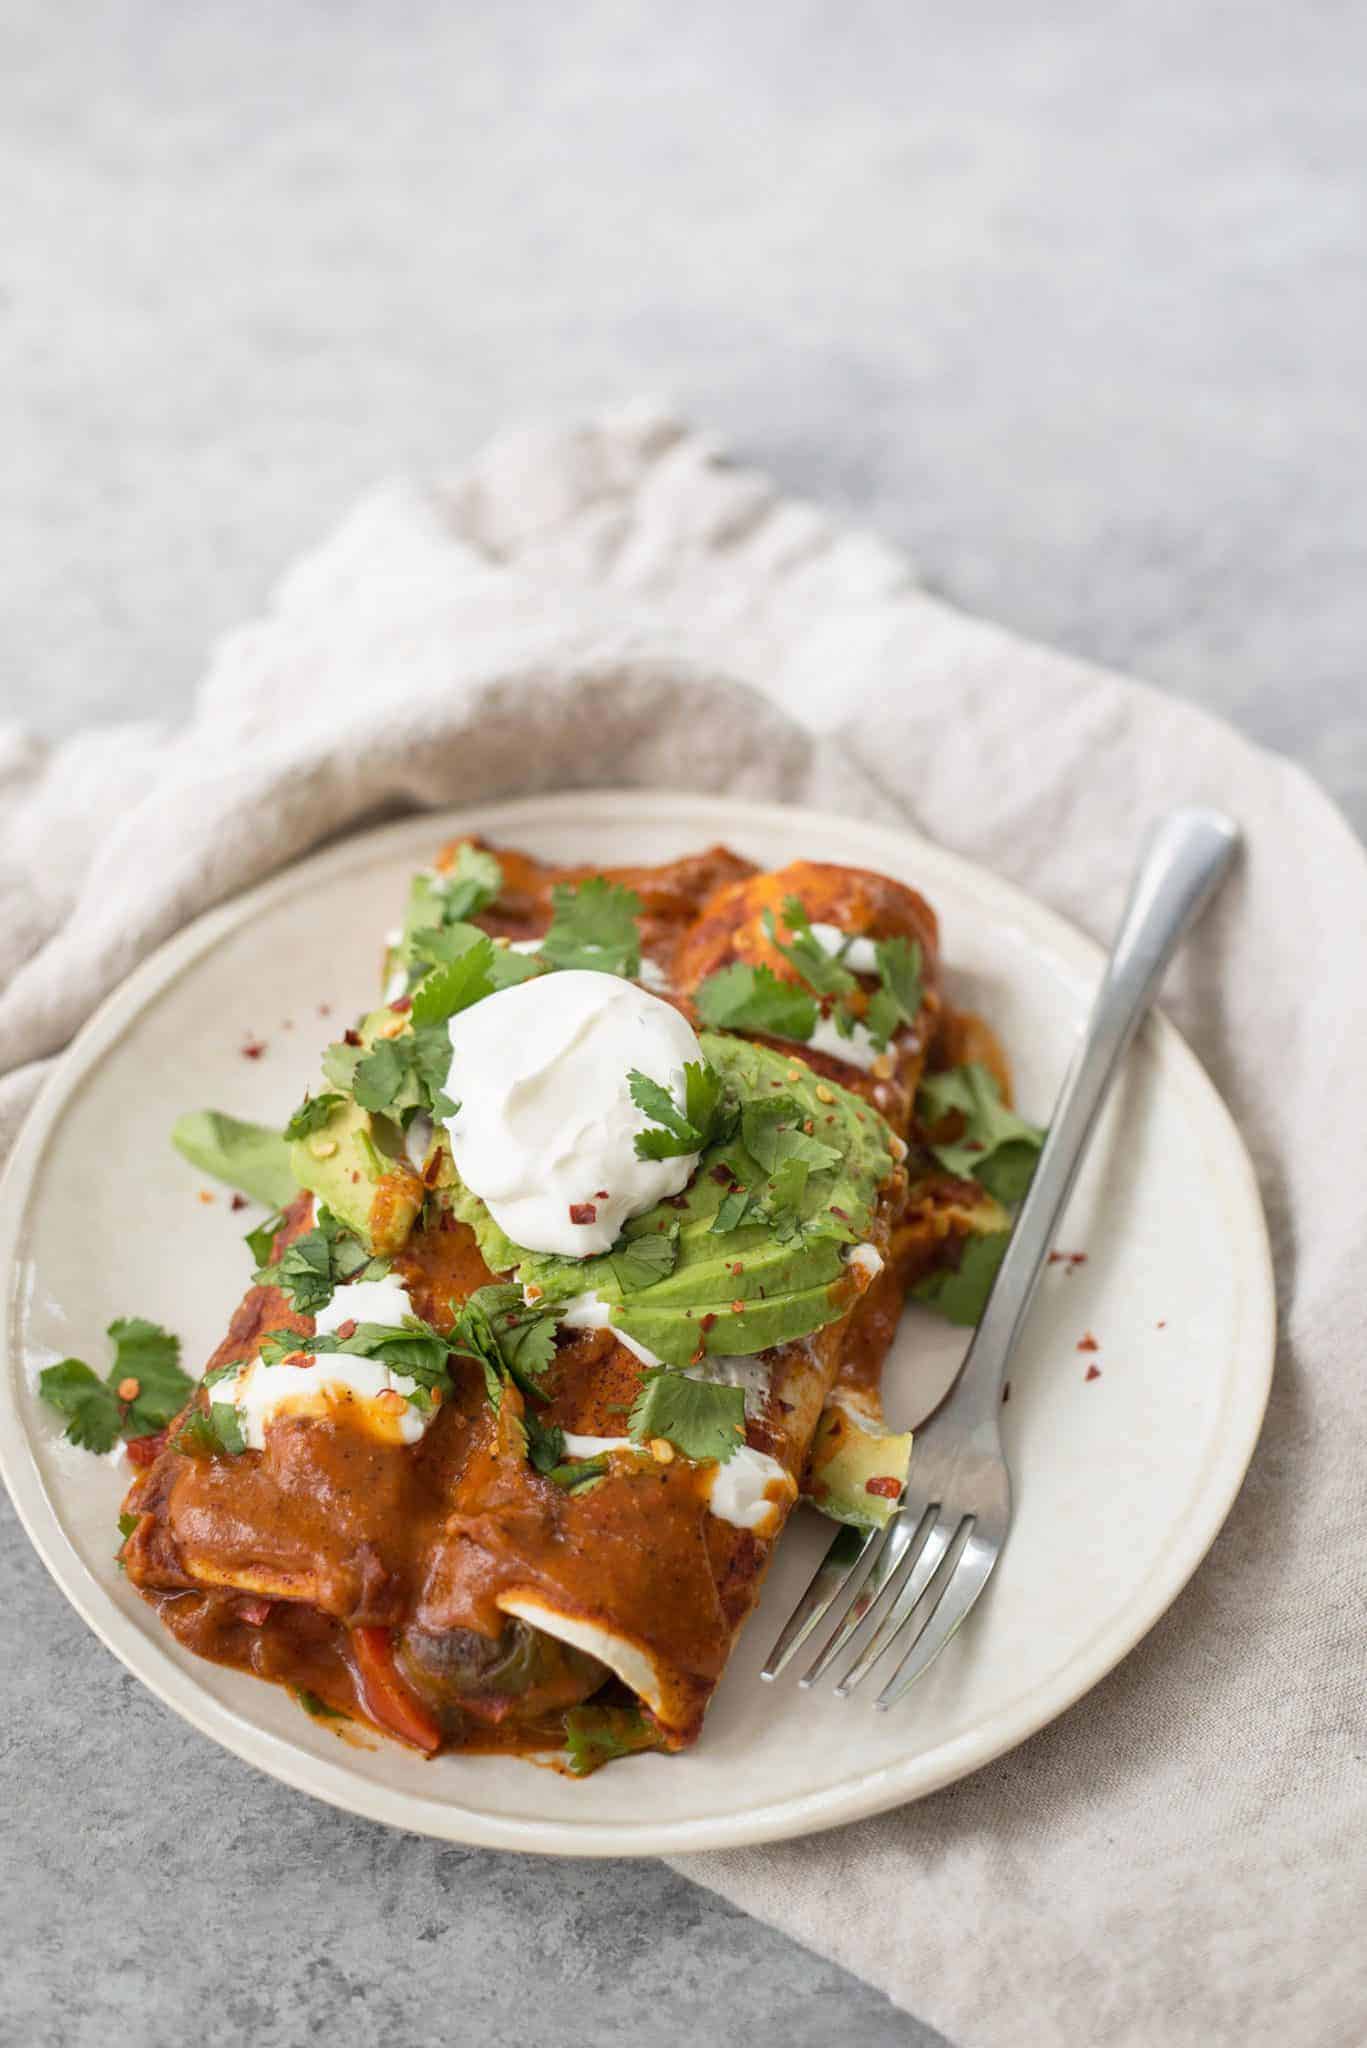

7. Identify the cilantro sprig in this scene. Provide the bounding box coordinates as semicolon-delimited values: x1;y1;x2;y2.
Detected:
253;1206;390;1315
916;1063;1045;1205
40;1318;192;1454
763;899;857;1000
629;1061;736;1162
706;1094;845;1244
283;1093;345;1141
694;899;923;1056
694;962;818;1040
540;878;643;978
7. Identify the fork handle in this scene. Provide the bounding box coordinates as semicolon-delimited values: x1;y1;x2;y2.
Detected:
953;805;1241;1422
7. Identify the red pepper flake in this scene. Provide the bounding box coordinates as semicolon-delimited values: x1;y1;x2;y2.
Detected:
351;1170;360;1184
594;1189;610;1200
318;1003;332;1016
729;1262;744;1277
865;1475;901;1499
1002;1381;1011;1404
1048;1248;1088;1271
389;993;413;1014
964;1139;985;1153
1077;1332;1099;1353
1085;1363;1102;1382
1157;1320;1167;1329
334;1319;358;1340
241;1039;267;1060
230;1192;248;1212
710;1164;734;1185
343;1027;363;1047
730;1299;745;1315
282;1350;311;1368
699;1313;717;1333
197;1189;215;1205
665;1193;689;1209
569;1202;598;1225
1047;1251;1065;1266
125;1430;167;1469
829;1205;850;1221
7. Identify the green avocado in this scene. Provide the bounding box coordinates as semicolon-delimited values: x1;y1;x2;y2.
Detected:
288;1093;420;1254
803;1407;914;1531
443;1032;900;1367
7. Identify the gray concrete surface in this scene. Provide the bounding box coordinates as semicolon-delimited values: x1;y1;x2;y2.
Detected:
2;3;1363;2045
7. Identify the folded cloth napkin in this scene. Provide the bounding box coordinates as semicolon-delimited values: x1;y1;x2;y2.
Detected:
2;404;1363;2048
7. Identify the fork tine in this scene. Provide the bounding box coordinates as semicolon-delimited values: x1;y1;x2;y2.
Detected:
874;1527;1000;1709
831;1510;965;1695
760;1522;878;1680
798;1504;935;1687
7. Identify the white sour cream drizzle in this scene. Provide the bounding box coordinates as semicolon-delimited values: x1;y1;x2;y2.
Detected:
558;1433;794;1536
211;1273;431;1450
808;922;880;975
558;1291;664;1369
846;1242;885;1280
686;1350;773;1420
806;1011;881;1071
443;969;705;1256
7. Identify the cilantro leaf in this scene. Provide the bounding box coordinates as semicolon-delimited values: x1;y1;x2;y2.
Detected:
740;1096;842;1179
255;1207;387;1314
398;847;503;968
321;1037;364;1091
607;1222;680;1289
108;1319;192;1437
628;1370;746;1463
39;1317;192;1453
544;1455;610;1493
709;1183;754;1234
630;1060;733;1161
540;878;643;978
173;1401;246;1459
351;1020;457;1124
283;1093;345;1141
408;932;497;1026
694;962;817;1040
38;1359;120;1452
910;1227;1010;1326
443;1285;558;1406
862;937;924;1052
764;898;858;999
432;843;502;921
916;1064;1045;1205
523;1410;566;1475
244;1207;287;1268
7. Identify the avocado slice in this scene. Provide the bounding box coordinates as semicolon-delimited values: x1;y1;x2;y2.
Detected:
288;1094;423;1257
440;1032;902;1366
803;1404;914;1531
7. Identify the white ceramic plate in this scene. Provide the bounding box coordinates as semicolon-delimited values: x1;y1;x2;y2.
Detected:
0;792;1274;1856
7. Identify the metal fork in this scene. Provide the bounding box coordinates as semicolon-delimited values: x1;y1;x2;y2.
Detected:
763;806;1241;1709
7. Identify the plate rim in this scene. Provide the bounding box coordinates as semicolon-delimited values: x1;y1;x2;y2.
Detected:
0;789;1276;1856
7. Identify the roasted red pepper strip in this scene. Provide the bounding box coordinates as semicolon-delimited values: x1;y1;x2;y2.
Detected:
350;1626;442;1754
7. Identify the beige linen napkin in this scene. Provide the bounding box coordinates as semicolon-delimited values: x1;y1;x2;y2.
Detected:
2;404;1363;2048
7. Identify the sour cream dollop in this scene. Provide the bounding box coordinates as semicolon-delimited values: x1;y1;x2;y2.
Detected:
443;969;706;1257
